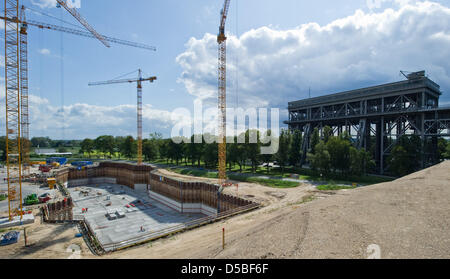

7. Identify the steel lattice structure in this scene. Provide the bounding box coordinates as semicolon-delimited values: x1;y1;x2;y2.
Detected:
88;70;157;165
285;71;450;174
4;0;23;220
217;0;230;185
19;5;30;176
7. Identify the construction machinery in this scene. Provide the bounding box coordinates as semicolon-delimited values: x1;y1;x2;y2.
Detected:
88;70;157;165
2;1;155;221
47;178;57;189
217;0;231;185
24;194;39;206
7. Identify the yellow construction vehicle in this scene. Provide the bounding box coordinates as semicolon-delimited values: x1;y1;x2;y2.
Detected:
47;178;57;190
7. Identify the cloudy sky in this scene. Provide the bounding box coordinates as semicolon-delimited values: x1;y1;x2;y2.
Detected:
1;0;450;139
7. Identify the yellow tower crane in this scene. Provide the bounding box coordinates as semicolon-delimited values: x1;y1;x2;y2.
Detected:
88;70;157;165
217;0;231;185
3;0;154;220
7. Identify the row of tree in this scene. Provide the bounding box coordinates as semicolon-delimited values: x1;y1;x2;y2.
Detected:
2;128;449;178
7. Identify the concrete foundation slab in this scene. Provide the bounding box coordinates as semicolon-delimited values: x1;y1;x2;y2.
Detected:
69;184;206;252
0;214;35;229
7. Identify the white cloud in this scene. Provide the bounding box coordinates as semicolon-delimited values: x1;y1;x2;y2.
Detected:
0;92;185;139
30;0;58;9
31;0;81;9
176;1;450;110
39;48;51;55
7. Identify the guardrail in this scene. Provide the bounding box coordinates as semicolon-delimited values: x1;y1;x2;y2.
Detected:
100;202;260;252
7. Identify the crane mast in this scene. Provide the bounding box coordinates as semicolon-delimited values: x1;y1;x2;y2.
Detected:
218;0;230;185
89;71;157;165
3;2;156;220
137;70;143;165
20;5;30;176
4;0;23;221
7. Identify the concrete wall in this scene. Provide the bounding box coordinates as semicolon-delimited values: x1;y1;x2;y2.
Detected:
149;171;256;214
55;162;257;217
55;162;153;190
148;190;217;216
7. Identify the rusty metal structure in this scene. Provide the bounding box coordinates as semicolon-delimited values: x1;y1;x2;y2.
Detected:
285;71;450;174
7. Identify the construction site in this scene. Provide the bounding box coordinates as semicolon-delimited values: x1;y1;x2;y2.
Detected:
1;0;450;261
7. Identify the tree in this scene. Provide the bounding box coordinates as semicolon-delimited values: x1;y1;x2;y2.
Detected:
444;142;450;159
388;145;410;176
323;126;333;143
168;137;184;165
260;130;274;174
326;136;351;174
142;139;158;162
289;130;302;166
349;147;375;176
437;138;448;161
80;138;95;158
114;136;126;159
186;135;202;167
245;130;261;173
31;137;52;148
276;129;291;174
122;136;137;160
159;139;170;164
307;141;330;175
387;135;422;176
202;137;218;169
310;128;320;154
94;135;115;158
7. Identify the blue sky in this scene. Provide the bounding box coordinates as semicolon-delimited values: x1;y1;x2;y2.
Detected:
1;0;450;139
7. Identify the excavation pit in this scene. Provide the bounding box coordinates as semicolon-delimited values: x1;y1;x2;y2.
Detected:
55;162;260;253
68;184;205;252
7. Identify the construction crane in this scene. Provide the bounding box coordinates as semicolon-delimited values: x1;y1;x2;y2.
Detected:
3;2;155;221
0;5;156;176
217;0;231;185
0;14;157;51
88;70;157;165
55;0;110;47
4;0;23;221
19;5;30;176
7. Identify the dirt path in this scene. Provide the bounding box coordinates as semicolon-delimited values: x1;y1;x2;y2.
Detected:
0;210;91;259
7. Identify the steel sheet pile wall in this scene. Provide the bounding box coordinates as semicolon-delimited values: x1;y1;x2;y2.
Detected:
149;173;255;213
55;162;153;189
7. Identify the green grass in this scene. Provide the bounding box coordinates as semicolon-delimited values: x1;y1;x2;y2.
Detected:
228;175;300;188
167;166;300;188
0;194;7;202
316;184;357;191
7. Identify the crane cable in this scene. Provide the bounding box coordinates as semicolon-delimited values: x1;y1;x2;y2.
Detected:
25;5;85;30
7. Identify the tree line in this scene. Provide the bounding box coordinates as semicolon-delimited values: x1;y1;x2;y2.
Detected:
1;129;449;178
